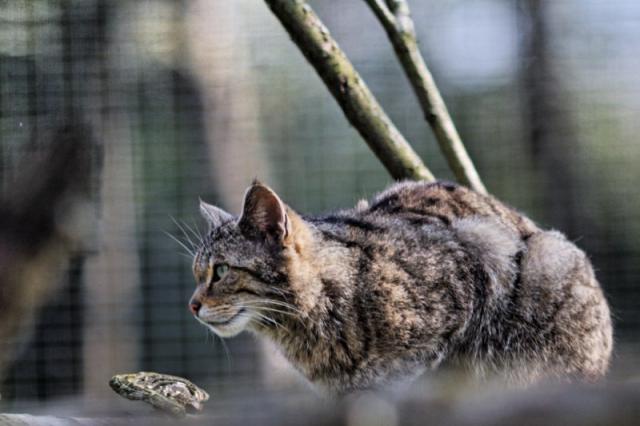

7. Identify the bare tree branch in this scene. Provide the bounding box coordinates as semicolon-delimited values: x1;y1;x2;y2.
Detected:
364;0;487;194
263;0;435;182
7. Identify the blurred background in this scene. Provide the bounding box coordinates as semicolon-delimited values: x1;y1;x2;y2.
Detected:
0;0;639;420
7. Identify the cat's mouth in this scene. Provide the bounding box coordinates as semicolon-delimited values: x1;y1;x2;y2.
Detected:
197;307;251;338
205;308;246;326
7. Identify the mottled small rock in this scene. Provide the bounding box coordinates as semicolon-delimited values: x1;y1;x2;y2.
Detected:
109;372;209;417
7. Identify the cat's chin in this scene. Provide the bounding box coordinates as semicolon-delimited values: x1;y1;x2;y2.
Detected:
202;312;252;338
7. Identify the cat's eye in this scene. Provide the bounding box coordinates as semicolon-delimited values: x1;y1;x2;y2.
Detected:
213;263;230;283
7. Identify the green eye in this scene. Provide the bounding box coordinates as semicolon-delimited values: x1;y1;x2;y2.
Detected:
213;263;229;282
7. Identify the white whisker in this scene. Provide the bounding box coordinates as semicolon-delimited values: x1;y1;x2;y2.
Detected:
237;300;320;329
163;230;194;256
217;332;232;368
182;220;204;247
170;216;197;251
191;219;205;242
239;304;299;319
247;299;306;316
250;310;287;331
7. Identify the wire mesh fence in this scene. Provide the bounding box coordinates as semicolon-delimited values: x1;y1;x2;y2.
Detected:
1;0;640;417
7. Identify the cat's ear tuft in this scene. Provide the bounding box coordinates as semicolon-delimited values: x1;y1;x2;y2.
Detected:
199;199;234;230
238;182;289;245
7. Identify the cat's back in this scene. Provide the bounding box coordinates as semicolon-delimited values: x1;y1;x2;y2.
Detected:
309;180;528;270
365;180;538;238
329;180;612;383
311;182;458;253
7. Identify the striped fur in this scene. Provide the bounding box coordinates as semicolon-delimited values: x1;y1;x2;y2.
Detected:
190;180;612;394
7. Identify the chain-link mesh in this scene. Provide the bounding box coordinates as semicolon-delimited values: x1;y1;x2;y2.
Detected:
0;0;639;416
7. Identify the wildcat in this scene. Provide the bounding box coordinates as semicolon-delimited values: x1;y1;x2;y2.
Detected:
188;180;612;394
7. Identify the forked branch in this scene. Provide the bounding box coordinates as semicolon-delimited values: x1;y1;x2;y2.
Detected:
263;0;435;182
365;0;487;193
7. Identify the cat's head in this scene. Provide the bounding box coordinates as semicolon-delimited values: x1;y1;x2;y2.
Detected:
188;180;308;338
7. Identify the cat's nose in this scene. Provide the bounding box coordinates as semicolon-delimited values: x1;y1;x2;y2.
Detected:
189;301;201;316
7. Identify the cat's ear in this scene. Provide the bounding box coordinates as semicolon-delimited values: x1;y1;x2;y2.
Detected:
238;181;289;245
199;199;234;230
